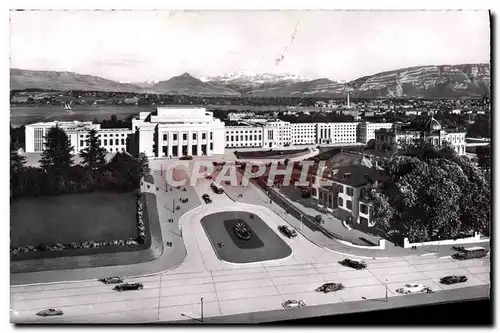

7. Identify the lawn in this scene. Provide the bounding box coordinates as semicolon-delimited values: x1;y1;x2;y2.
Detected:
201;211;291;263
11;191;138;248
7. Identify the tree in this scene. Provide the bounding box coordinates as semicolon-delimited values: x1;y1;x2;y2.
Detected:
476;146;491;172
364;183;394;231
138;152;150;178
79;129;107;171
39;126;74;175
377;145;491;241
10;148;26;175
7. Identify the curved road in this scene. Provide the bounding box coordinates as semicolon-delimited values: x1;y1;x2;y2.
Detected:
10;171;491;323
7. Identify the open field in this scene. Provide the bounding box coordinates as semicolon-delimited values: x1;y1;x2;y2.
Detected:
11;191;137;247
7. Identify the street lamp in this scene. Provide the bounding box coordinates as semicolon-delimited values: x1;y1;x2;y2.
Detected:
173;198;176;213
438;236;441;252
300;214;303;232
385;279;388;302
201;297;204;323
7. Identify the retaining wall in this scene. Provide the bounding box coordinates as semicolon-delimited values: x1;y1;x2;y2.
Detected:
403;232;490;248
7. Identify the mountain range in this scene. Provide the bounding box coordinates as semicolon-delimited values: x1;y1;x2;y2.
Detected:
10;63;490;99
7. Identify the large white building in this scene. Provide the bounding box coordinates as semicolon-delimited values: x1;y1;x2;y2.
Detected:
317;122;359;145
25;121;131;154
357;122;394;144
131;107;225;158
225;125;263;148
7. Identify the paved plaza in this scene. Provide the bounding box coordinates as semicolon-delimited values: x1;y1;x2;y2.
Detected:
10;160;492;323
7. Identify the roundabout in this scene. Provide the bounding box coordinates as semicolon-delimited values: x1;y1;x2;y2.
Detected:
9;171;491;323
201;210;292;263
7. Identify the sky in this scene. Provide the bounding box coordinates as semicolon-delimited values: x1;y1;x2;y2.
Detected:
9;10;490;82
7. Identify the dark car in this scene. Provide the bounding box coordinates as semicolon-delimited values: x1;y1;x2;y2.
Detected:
278;225;297;238
339;259;367;270
440;275;468;285
315;283;345;293
113;283;144;292
99;277;124;284
201;194;212;204
36;308;63;317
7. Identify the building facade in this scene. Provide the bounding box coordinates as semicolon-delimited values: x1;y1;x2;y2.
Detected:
357;122;394;144
25;121;131;154
225;125;263;148
290;123;317;145
317;122;359;145
374;116;466;155
309;151;385;228
131;107;225;158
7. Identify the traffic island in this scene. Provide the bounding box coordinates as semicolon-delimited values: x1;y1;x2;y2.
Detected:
201;211;292;263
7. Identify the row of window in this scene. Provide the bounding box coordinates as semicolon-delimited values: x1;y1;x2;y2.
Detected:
226;130;262;134
226;142;262;147
79;133;127;138
162;132;212;141
226;134;262;142
80;139;125;147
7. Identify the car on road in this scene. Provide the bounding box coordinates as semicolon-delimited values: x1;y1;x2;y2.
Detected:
339;258;367;270
201;194;212;204
36;309;63;317
98;277;123;284
396;284;430;294
113;283;144;292
440;275;468;285
278;225;297;238
315;283;345;293
282;300;307;309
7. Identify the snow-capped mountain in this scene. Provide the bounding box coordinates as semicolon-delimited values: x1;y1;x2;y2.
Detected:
120;79;159;88
201;71;313;84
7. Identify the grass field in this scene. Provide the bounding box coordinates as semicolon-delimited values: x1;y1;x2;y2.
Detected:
11;191;138;247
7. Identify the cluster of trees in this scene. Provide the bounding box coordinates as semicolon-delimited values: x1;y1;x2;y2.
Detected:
92;114;134;129
278;112;355;123
365;141;491;242
10;127;150;198
467;114;491;138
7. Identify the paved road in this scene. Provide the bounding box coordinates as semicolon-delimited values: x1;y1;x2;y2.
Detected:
10;162;491;323
169;284;490;323
10;183;491;323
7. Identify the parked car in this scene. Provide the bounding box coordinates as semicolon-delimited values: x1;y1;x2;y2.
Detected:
36;308;63;317
201;194;212;204
278;225;297;238
452;246;488;260
113;283;144;292
315;283;345;293
440;275;468;285
99;277;123;284
396;284;427;294
282;300;307;309
339;259;367;270
179;155;193;160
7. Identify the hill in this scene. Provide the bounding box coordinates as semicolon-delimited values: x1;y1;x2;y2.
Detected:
10;69;143;93
150;73;240;96
11;64;490;99
223;64;491;99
